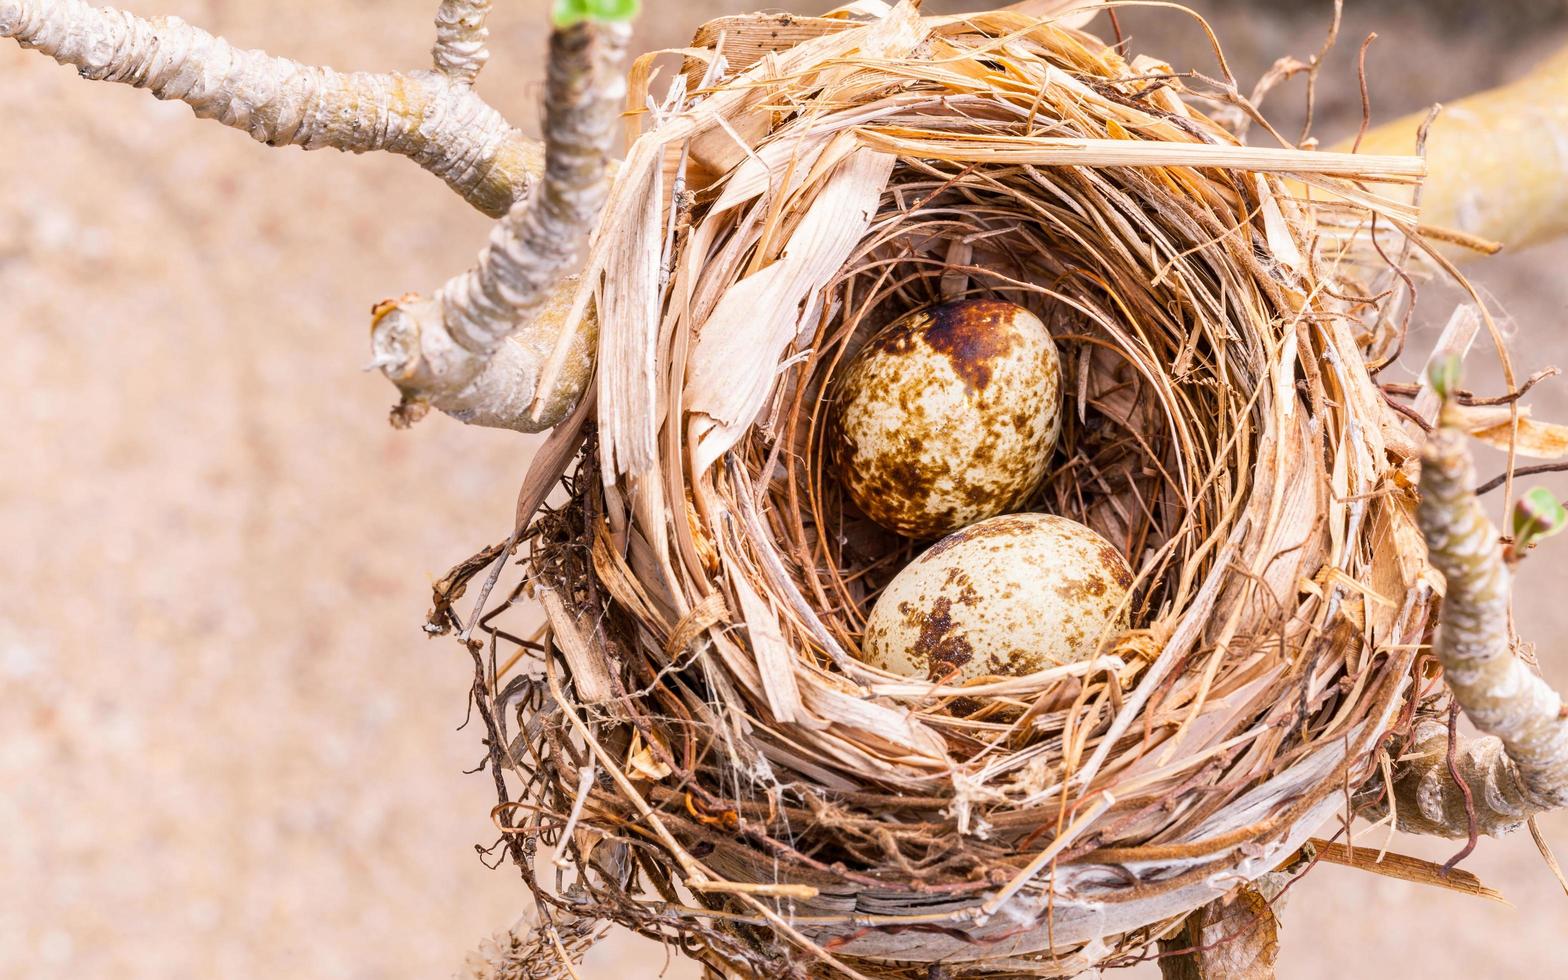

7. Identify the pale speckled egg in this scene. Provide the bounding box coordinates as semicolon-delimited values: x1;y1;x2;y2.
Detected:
863;513;1133;683
833;298;1061;539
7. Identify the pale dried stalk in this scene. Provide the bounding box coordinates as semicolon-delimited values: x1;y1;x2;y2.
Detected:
371;22;627;431
859;129;1426;179
0;0;541;217
433;0;492;85
1385;424;1568;837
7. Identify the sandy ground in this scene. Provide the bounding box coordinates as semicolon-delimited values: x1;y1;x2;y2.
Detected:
3;2;1566;977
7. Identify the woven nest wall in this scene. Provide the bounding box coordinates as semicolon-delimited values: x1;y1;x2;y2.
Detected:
454;4;1448;976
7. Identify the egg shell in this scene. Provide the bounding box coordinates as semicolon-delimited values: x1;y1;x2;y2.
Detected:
863;513;1133;683
833;299;1062;540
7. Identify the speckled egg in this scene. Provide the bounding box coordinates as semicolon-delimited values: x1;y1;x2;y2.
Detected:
863;514;1133;683
833;298;1061;539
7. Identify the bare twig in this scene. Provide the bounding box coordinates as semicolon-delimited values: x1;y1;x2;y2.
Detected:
1476;461;1568;497
1441;700;1479;872
1350;32;1377;153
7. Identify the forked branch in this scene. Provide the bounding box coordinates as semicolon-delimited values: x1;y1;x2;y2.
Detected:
0;0;541;216
1381;393;1568;837
369;13;627;431
4;0;630;431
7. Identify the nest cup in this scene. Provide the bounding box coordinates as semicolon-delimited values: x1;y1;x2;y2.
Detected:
483;3;1440;974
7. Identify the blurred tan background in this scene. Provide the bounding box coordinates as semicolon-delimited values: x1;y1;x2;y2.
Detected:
3;1;1566;977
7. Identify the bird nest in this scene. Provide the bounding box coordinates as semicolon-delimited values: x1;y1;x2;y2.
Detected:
437;3;1447;976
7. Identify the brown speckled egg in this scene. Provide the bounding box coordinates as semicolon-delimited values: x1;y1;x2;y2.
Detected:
833;298;1061;539
863;514;1133;683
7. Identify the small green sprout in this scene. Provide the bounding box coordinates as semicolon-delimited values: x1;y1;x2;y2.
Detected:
553;0;640;27
1513;486;1568;553
1428;353;1464;404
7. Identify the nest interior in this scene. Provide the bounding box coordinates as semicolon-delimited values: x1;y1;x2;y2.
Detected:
456;3;1450;976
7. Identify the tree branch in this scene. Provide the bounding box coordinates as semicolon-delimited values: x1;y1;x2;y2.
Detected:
1;0;541;216
1354;43;1568;256
1379;420;1568;837
370;19;628;431
4;0;628;431
433;0;492;85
